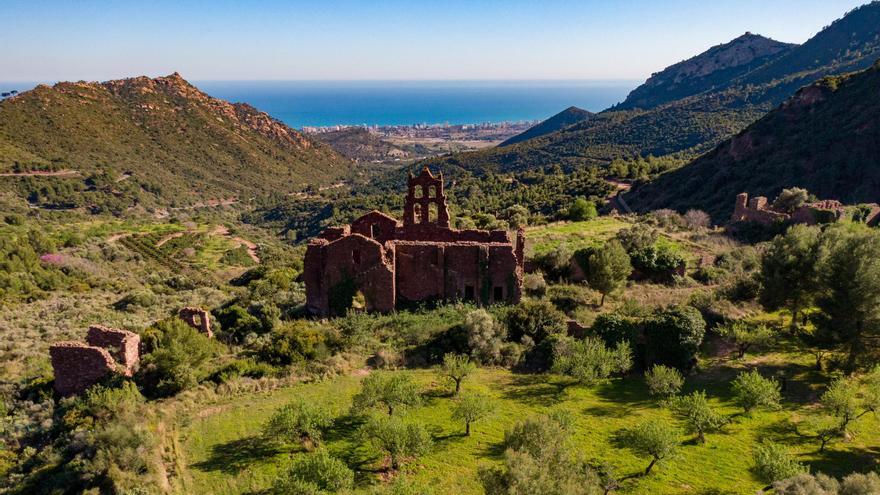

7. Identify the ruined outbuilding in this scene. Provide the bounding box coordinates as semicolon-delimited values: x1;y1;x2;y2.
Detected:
305;166;525;316
50;325;141;396
731;192;880;226
178;307;213;337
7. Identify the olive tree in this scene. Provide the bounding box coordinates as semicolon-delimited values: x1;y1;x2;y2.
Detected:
644;365;684;401
618;419;681;476
351;372;421;416
440;353;477;396
670;391;725;444
719;321;775;358
731;370;781;414
358;415;432;471
452;393;493;436
754;442;807;485
263;399;333;448
552;337;632;386
272;449;354;494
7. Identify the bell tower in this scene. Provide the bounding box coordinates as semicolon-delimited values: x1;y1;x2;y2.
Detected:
403;166;450;228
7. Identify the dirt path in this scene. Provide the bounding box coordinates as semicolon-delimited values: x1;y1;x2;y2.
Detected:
0;169;80;177
155;232;185;247
212;225;260;263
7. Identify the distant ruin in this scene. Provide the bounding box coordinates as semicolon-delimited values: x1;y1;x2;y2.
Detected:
50;325;140;396
178;307;213;337
731;192;880;226
304;166;524;316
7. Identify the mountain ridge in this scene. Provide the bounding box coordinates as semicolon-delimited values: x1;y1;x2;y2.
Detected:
499;106;595;146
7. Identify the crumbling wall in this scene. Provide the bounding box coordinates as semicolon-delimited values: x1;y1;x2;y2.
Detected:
50;342;119;396
86;325;140;375
178;307;212;337
731;192;789;224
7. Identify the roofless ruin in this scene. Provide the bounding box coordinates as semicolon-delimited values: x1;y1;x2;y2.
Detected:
304;166;525;316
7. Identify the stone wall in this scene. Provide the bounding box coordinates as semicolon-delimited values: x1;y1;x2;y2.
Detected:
50;325;141;396
732;192;854;226
178;307;212;337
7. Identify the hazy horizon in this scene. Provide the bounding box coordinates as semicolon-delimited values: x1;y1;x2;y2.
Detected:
0;0;869;82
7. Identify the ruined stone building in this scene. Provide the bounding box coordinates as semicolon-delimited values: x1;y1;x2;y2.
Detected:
305;166;524;316
50;325;140;396
731;192;880;226
178;307;213;337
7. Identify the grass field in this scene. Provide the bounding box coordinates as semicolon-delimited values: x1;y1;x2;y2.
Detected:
172;353;880;495
526;217;631;256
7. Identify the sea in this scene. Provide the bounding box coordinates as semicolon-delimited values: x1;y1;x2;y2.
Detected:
2;80;638;129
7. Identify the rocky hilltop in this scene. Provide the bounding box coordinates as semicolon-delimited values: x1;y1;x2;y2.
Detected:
618;33;794;109
0;73;348;212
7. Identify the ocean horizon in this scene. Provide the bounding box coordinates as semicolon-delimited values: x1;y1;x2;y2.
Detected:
2;79;638;129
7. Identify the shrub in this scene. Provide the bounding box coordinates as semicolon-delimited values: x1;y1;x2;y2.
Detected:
137;319;221;397
643;305;705;372
718;321;774;358
683;209;711;230
552;337;632;385
731;370;781;414
522;273;547;297
464;309;507;365
618;418;680;476
482;411;602;494
452;393;493;435
272;449;354;494
351;372;421;416
358;415;432;470
754;442;807;484
773;187;810;214
773;473;839;495
644;365;684;401
592;312;640;347
547;285;589;314
257;320;339;366
533;244;573;281
213;304;263;342
616;223;658;253
568;198;597;221
209;358;276;383
840;472;880;495
507;300;567;344
263;399;334;448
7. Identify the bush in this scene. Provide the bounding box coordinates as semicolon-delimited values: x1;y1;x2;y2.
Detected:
592;312;640;347
643;305;705;372
547;285;589;314
683;209;711;230
263;399;334;448
840;472;880;495
532;244;573;281
272;449;354;494
568;198;597;221
213;304;263;343
552;337;632;385
522;273;547;297
644;365;684;400
209;358;277;383
773;473;839;495
732;370;782;414
507;300;567;344
137;319;222;397
754;442;807;484
464;309;507;365
257;320;340;366
718;321;774;358
358;415;432;470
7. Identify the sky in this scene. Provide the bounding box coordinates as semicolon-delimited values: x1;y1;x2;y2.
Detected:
0;0;870;82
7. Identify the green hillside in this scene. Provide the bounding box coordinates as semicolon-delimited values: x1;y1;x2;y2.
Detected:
500;106;594;146
626;60;880;222
0;73;348;213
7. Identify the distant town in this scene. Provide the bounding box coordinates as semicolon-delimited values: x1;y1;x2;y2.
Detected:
303;120;539;143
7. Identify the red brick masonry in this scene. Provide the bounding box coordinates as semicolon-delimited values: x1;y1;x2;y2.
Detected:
305;166;525;316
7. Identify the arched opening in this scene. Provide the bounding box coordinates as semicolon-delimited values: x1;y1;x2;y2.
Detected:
428;202;439;223
413;186;423;198
428;185;436;198
413;203;422;223
351;290;366;311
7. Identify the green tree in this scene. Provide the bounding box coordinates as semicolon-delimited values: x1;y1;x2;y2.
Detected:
464;309;507;365
351;372;421;416
643;305;706;372
670;391;725;443
719;321;774;358
451;393;493;435
758;225;822;330
359;415;432;470
754;442;807;484
586;240;632;306
815;230;880;371
137;318;222;397
440;353;477;396
731;370;782;415
551;337;632;386
272;449;354;494
481;412;602;495
507;300;567;344
263;399;333;448
618;419;681;476
773;187;810;214
568;198;598;222
644;365;684;401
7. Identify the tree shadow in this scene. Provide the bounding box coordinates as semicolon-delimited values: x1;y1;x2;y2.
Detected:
593;377;653;407
582;404;630;417
191;435;281;474
500;374;568;406
807;445;880;478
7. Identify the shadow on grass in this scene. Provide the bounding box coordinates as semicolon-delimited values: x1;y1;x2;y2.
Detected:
500;374;569;406
191;435;281;474
593;377;653;407
807;445;880;478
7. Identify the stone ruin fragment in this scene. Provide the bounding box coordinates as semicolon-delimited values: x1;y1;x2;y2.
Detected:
49;325;140;396
178;307;212;337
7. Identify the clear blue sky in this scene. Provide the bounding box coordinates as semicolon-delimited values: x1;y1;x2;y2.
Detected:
0;0;869;82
